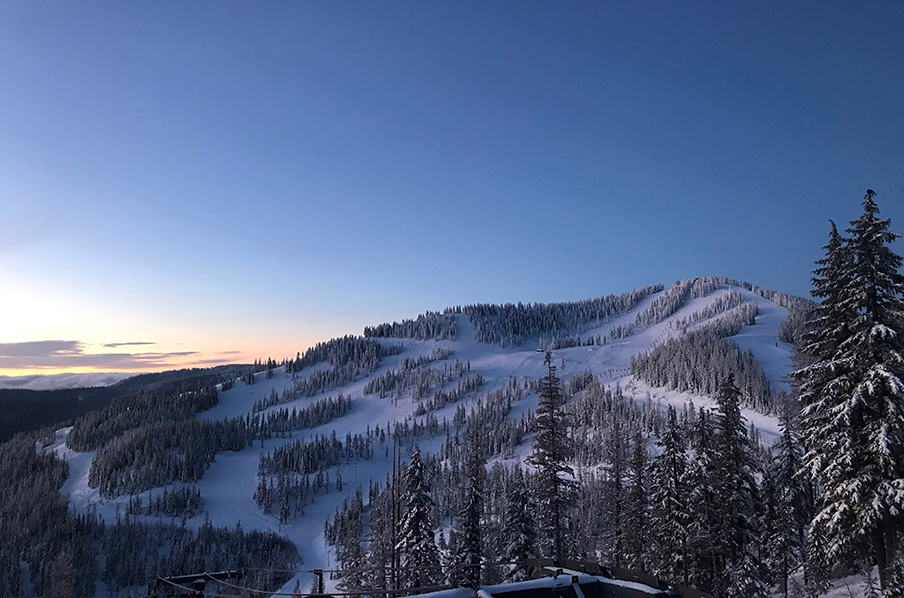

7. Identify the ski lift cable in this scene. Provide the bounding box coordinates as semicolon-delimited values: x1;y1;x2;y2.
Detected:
157;574;456;598
242;561;493;575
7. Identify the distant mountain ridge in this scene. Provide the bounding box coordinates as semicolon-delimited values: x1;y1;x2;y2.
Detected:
0;364;250;442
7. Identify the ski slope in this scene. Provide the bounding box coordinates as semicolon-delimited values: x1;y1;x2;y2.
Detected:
47;282;796;594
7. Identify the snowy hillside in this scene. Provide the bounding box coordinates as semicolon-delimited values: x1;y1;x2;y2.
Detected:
45;277;807;596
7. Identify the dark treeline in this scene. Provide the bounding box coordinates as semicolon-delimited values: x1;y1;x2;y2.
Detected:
359;277;806;352
413;373;484;416
605;278;730;342
363;286;665;346
0;432;98;598
363;348;457;398
364;311;457;340
90;393;355;497
254;431;374;524
89;419;223;496
0;386;117;444
440;376;531;464
254;419;441;524
8;366;249;447
286;335;403;374
127;485;203;519
710;276;811;313
102;515;297;591
258;431;375;477
250;337;403;412
253;357;365;408
460;285;663;346
694;302;760;338
630;303;774;413
66;380;220;452
255;393;353;431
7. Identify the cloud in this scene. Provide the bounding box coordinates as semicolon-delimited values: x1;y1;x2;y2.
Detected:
0;340;82;357
102;341;156;348
0;340;250;374
0;340;201;371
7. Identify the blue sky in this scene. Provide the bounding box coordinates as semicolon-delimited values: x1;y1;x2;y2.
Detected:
1;1;902;373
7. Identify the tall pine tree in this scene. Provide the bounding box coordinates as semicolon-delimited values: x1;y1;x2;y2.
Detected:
713;374;768;598
766;398;810;598
796;191;904;591
527;351;573;561
649;405;690;586
503;465;536;580
396;446;442;590
623;431;650;571
686;408;720;593
452;429;484;589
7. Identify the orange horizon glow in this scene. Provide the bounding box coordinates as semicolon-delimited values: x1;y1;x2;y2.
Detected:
0;359;244;377
0;344;316;378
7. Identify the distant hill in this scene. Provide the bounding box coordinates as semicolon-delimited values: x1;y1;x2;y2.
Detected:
0;364;250;442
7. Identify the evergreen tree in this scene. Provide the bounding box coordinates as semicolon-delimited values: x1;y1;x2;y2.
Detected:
795;191;904;591
452;430;483;588
767;399;811;598
712;374;768;598
649;405;689;585
605;418;629;567
334;490;366;591
527;351;573;561
623;431;649;571
278;474;290;525
47;550;76;598
685;408;720;593
396;446;441;590
363;482;396;593
503;466;536;581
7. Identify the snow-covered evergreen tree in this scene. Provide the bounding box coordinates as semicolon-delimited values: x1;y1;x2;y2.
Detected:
649;405;689;585
766;399;811;598
605;418;629;567
503;465;536;580
526;351;573;561
396;446;442;590
712;374;768;598
795;191;904;592
686;408;720;593
623;431;649;571
332;490;366;591
452;430;483;588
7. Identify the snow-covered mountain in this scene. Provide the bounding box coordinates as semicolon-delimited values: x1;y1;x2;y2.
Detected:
41;277;808;596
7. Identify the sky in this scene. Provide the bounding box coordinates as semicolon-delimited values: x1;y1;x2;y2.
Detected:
1;1;902;376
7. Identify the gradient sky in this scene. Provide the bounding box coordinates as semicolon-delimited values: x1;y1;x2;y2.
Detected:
2;1;903;375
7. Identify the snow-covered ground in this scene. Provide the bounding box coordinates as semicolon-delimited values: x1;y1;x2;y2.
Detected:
47;283;797;595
